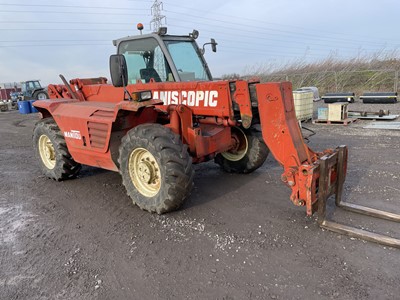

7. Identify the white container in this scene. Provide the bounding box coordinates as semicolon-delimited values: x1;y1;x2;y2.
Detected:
293;91;314;121
328;103;348;121
296;86;320;101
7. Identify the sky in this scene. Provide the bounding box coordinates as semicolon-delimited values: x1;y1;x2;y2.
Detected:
0;0;399;86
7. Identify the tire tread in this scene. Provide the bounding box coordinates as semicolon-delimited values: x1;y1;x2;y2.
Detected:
33;118;81;180
119;124;194;214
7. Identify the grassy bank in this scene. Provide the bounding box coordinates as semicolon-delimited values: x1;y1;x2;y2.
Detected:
225;52;400;96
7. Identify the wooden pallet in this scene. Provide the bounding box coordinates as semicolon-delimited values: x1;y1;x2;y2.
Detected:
312;118;357;125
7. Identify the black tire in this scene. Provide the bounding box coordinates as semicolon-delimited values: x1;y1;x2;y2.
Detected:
33;90;49;100
119;123;194;214
215;127;269;173
33;118;81;180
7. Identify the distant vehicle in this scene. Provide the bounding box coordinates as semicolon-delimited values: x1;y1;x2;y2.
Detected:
0;85;20;101
20;80;49;100
296;86;320;102
10;91;21;103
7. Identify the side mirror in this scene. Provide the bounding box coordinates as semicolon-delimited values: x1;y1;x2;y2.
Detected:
110;54;128;87
201;38;218;55
211;38;217;53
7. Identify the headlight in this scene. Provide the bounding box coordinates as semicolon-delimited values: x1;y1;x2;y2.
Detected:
131;90;152;102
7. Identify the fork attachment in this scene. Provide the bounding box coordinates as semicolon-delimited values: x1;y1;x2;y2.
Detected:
318;146;400;248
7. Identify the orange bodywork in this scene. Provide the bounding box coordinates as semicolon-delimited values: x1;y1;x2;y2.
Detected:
34;78;346;215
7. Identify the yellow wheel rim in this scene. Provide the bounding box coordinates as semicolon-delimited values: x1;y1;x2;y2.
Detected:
38;134;56;169
221;127;248;162
128;148;161;197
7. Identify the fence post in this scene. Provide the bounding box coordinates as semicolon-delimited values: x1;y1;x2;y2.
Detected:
334;71;338;92
394;71;399;92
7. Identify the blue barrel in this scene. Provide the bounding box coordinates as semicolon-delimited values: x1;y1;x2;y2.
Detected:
18;101;31;114
29;100;39;113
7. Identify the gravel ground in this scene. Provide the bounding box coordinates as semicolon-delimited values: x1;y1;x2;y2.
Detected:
1;101;400;300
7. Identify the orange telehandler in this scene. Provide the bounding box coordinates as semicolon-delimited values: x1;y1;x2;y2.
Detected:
33;25;400;247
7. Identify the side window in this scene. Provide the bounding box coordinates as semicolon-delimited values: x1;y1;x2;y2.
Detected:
119;38;174;84
123;52;147;84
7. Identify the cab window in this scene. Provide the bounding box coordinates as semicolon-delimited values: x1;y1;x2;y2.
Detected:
119;38;173;84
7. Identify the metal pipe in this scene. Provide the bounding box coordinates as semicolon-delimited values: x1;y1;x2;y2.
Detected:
59;74;78;100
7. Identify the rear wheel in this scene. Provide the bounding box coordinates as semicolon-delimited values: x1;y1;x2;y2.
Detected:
119;124;194;214
33;90;49;100
33;119;81;180
215;127;269;173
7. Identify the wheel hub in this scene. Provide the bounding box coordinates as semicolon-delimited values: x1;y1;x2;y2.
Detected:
138;159;158;184
129;148;161;197
37;92;47;100
221;127;248;161
38;134;56;169
229;135;241;154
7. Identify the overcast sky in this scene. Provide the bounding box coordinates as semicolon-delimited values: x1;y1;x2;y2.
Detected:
0;0;399;85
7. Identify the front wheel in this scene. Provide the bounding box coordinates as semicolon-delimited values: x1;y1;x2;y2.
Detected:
119;124;194;214
215;127;269;173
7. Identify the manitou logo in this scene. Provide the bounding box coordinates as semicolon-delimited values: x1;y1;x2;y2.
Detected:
153;90;218;107
64;130;82;140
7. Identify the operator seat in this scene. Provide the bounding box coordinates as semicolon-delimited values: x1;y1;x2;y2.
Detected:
140;68;162;83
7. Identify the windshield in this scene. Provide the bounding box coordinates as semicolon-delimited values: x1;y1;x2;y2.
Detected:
164;40;210;81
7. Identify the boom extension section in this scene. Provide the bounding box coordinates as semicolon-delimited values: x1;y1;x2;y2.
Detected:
256;82;340;215
258;82;400;248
